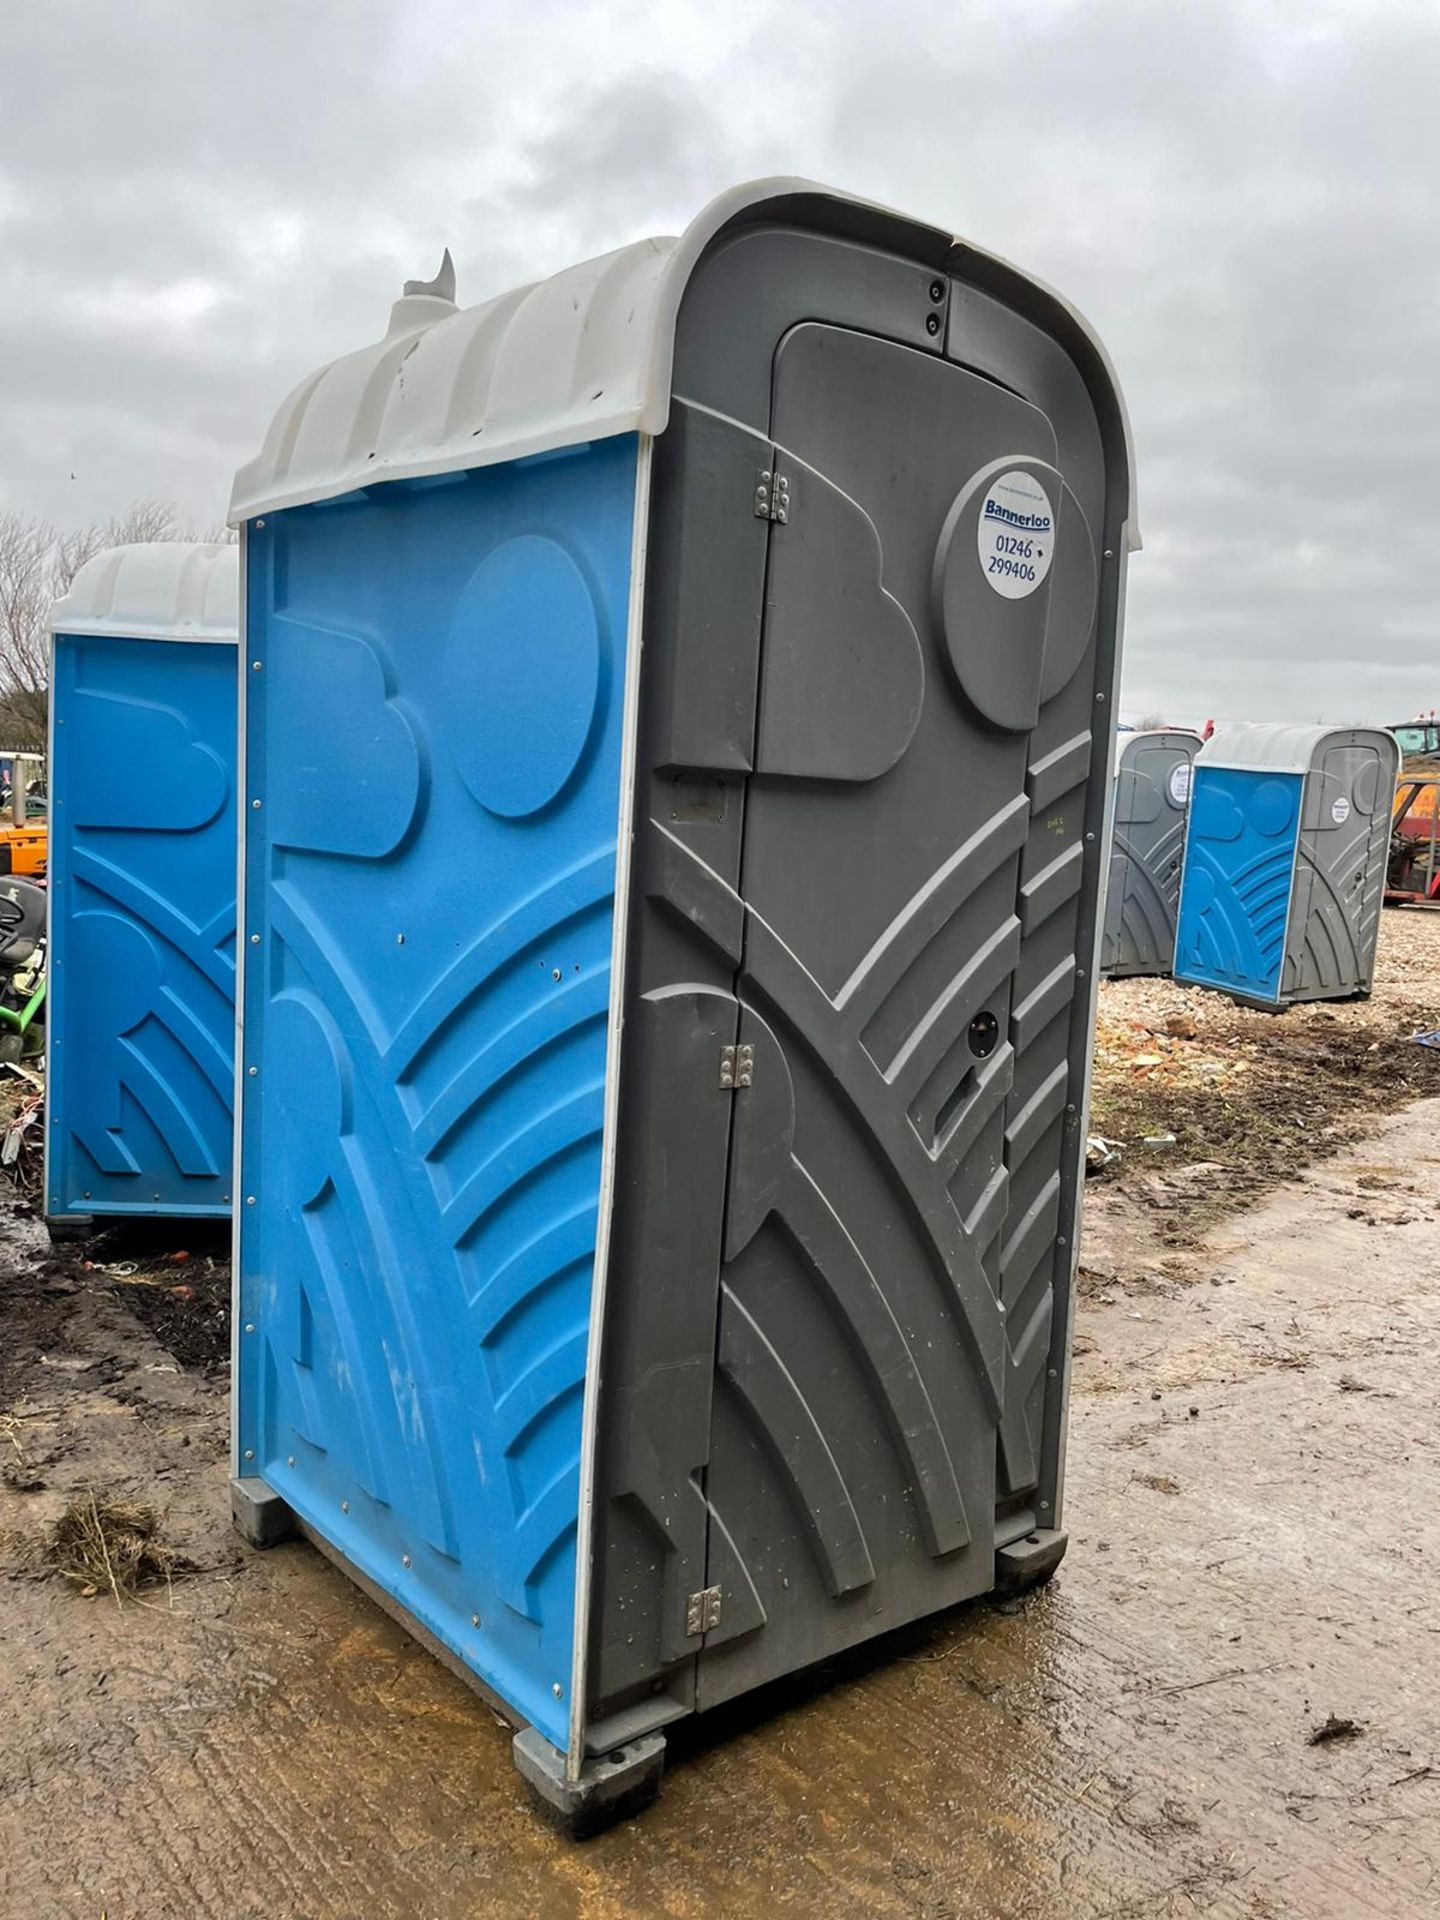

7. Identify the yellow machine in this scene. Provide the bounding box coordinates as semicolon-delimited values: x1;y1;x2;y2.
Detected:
0;752;47;879
1390;771;1440;906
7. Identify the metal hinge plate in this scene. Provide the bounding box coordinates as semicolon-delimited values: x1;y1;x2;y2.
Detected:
753;468;790;523
685;1585;723;1636
719;1043;754;1090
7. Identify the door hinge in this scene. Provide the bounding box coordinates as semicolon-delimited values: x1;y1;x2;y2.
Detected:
719;1043;754;1090
685;1585;723;1636
753;467;790;524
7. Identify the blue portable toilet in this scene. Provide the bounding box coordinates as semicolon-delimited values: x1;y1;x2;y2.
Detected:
1174;722;1399;1008
46;543;239;1235
228;179;1137;1827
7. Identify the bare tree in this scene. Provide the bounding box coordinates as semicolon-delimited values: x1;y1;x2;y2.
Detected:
0;502;227;749
0;513;59;749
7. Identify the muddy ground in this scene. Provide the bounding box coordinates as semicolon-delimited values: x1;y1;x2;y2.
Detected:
1089;906;1440;1241
2;915;1438;1918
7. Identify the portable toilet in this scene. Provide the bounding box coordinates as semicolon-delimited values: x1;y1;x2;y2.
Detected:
46;543;239;1237
1174;723;1399;1008
228;178;1137;1828
1101;729;1201;976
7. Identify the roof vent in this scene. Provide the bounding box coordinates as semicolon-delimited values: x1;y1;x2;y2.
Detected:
386;247;459;337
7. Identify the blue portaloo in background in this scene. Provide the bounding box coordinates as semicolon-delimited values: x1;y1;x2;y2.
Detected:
1173;766;1300;1002
1174;722;1398;1009
236;438;639;1751
48;584;238;1224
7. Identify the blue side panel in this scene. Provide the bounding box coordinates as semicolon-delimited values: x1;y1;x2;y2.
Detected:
49;635;237;1218
236;437;639;1750
1173;767;1301;1003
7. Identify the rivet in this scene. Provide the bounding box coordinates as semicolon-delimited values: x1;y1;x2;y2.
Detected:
1057;1236;1067;1248
1039;1500;1051;1511
287;1455;296;1467
244;1322;255;1334
552;1682;563;1699
402;1554;411;1568
1104;548;1115;559
928;279;945;303
255;519;266;529
248;1065;258;1076
244;1448;255;1461
250;933;260;945
471;1613;481;1628
925;313;940;335
341;1500;349;1513
1066;1103;1077;1114
82;1190;91;1199
246;1195;256;1205
396;933;405;945
551;968;561;981
1048;1368;1058;1378
1076;969;1086;981
1085;832;1095;843
251;798;262;809
252;660;263;671
1096;692;1106;703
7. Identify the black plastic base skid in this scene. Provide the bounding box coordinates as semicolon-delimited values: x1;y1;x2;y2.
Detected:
44;1213;94;1244
230;1476;298;1550
994;1527;1068;1595
512;1729;665;1838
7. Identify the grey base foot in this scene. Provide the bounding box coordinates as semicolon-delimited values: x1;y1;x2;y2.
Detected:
995;1527;1068;1596
512;1728;665;1837
45;1213;94;1244
230;1475;297;1549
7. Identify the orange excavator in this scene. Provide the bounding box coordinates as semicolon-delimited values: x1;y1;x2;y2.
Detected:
1387;718;1440;907
0;753;47;880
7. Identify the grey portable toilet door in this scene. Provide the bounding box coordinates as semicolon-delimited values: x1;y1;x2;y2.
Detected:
692;321;1085;1710
1103;734;1196;974
1284;738;1387;999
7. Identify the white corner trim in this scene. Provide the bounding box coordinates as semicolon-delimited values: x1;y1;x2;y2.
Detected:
229;522;251;1474
566;435;653;1780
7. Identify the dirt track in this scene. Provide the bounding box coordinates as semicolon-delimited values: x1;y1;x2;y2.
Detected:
2;919;1439;1918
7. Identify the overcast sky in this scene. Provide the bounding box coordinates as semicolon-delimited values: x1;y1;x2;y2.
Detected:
2;0;1436;724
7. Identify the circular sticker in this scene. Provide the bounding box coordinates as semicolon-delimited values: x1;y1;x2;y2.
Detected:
1168;762;1192;807
1331;794;1351;825
976;470;1056;600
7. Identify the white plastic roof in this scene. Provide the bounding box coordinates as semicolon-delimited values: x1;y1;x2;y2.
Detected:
230;177;1138;529
1118;727;1202;751
51;542;238;643
1197;722;1389;775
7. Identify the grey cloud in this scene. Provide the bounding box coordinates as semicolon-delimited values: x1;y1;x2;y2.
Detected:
0;0;1435;723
